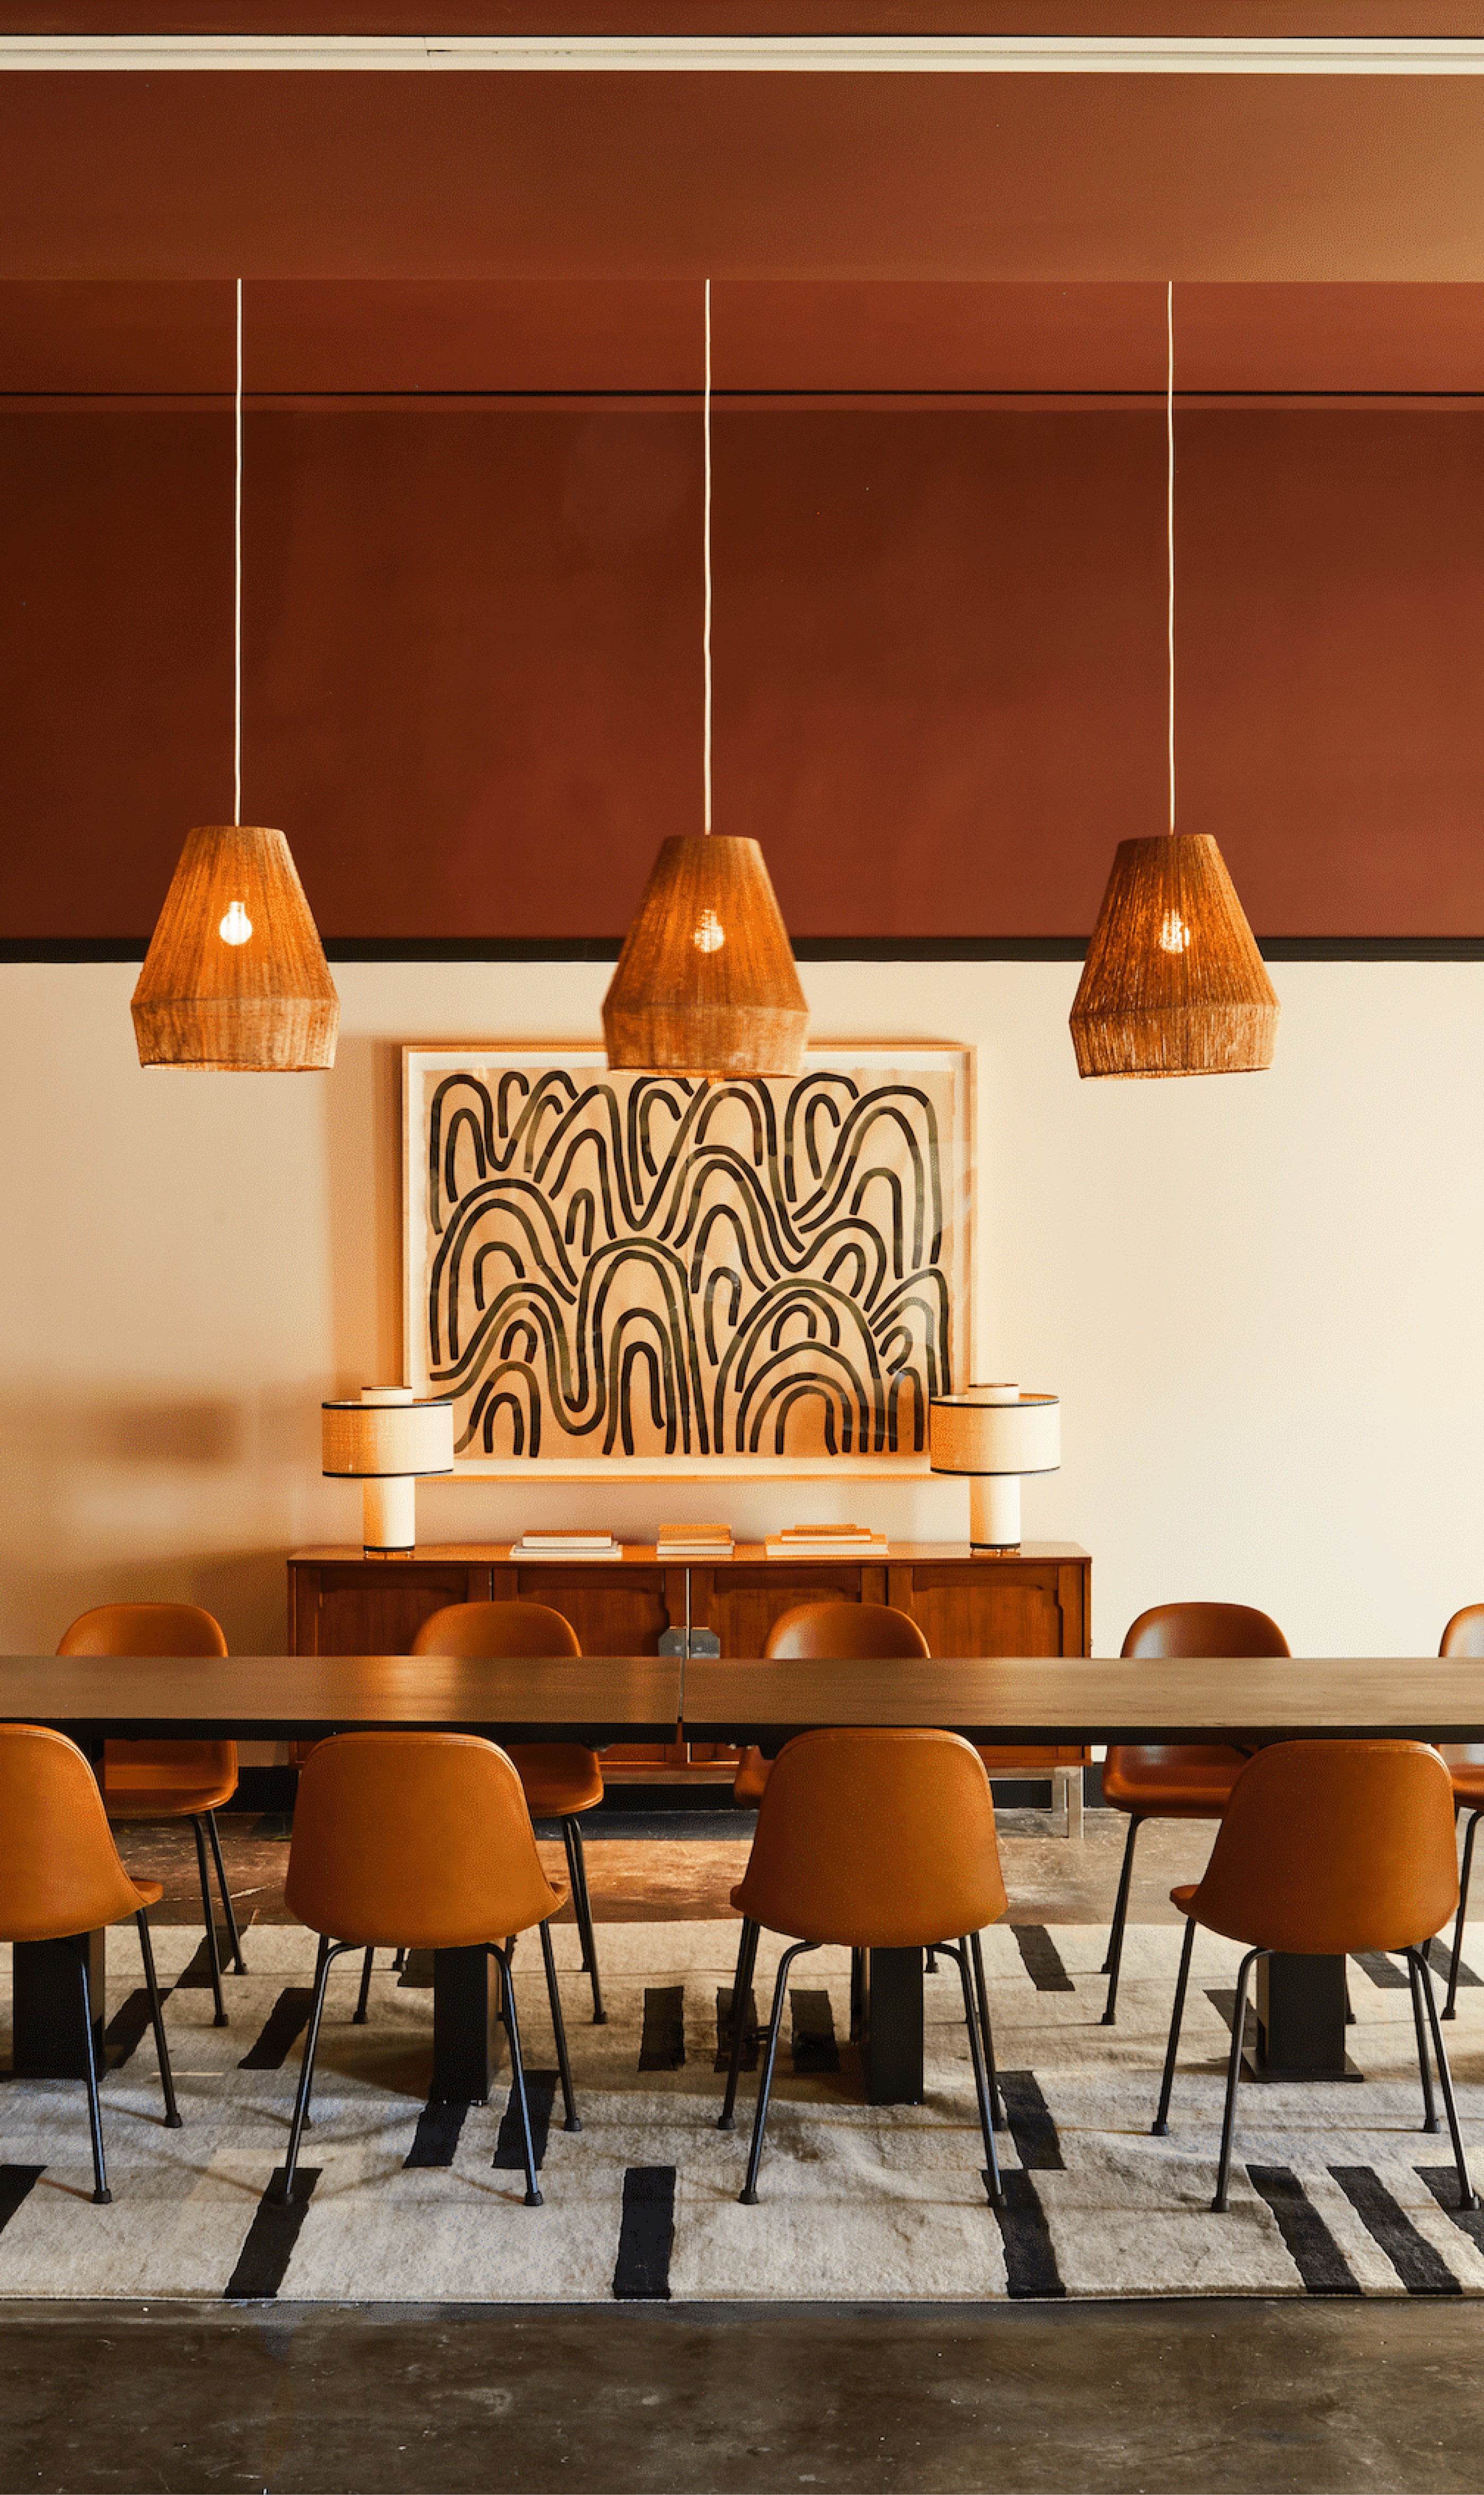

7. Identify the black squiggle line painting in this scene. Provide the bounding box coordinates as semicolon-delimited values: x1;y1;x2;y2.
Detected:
407;1052;969;1469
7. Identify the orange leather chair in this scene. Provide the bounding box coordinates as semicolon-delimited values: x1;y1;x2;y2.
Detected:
1436;1604;1484;2018
733;1601;932;1807
58;1602;246;2027
1100;1601;1291;2025
1152;1740;1477;2214
402;1602;606;2025
276;1731;580;2208
718;1727;1009;2207
0;1724;181;2202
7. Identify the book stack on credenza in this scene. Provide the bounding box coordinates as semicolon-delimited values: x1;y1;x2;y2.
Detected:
762;1522;889;1560
656;1522;736;1561
510;1528;623;1560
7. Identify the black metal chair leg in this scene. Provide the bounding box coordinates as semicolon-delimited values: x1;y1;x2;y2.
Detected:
77;1944;111;2205
1407;1948;1440;2133
719;1918;760;2132
1153;1916;1196;2136
849;1945;865;2042
924;1948;937;1974
393;1948;407;1973
942;1938;1003;2207
1101;1815;1143;2023
1212;1947;1262;2213
565;1818;606;2024
561;1822;588;1969
1413;1947;1481;2210
968;1929;1005;2129
135;1910;182;2130
539;1917;582;2134
1445;1811;1480;2019
277;1934;346;2204
354;1947;375;2025
740;1940;816;2205
190;1817;228;2026
205;1809;248;1973
490;1941;543;2206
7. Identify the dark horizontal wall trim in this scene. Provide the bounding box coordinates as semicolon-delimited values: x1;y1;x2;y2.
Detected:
8;936;1484;965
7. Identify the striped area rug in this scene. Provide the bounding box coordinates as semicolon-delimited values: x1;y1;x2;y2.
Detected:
1;1919;1482;2302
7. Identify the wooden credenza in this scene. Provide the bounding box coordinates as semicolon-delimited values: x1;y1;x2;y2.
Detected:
287;1541;1092;1795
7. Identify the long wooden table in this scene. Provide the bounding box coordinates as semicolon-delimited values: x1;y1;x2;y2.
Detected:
4;1650;1481;2105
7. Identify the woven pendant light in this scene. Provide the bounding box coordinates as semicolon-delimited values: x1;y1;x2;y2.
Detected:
131;282;338;1073
1070;286;1276;1080
602;281;806;1079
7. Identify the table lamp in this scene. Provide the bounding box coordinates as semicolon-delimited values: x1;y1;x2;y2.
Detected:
322;1386;455;1556
929;1384;1061;1551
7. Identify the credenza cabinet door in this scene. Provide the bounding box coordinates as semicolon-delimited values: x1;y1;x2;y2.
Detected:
293;1564;493;1657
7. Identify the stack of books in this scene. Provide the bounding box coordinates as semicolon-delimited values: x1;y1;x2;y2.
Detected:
763;1522;889;1560
510;1528;623;1560
656;1522;736;1560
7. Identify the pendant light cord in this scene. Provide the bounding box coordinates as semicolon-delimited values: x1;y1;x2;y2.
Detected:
1167;277;1175;837
703;276;712;834
234;276;243;829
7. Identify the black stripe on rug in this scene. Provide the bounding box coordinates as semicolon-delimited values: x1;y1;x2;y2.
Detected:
1424;1941;1482;1992
404;2099;471;2169
1248;2166;1361;2295
1417;2167;1484;2251
0;2167;43;2236
492;2072;558;2174
102;1989;158;2070
612;2165;675;2300
170;1936;220;1990
1010;1928;1074;1993
639;1987;686;2072
790;1989;840;2075
714;1984;759;2074
1330;2165;1461;2294
1351;1952;1411;1991
223;2168;321;2300
994;2169;1064;2299
999;2070;1065;2172
237;1989;315;2072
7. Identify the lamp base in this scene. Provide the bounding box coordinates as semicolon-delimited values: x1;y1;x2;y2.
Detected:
363;1475;416;1554
969;1474;1021;1550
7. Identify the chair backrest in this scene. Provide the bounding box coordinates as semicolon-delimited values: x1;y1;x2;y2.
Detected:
1191;1740;1457;1955
763;1600;931;1661
0;1724;147;1943
1121;1602;1289;1660
411;1600;581;1660
285;1731;564;1949
57;1601;228;1658
1441;1604;1484;1658
737;1727;1005;1949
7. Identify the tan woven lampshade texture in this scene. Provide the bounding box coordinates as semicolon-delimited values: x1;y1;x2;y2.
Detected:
602;833;808;1078
321;1395;455;1481
131;824;340;1072
1069;833;1278;1080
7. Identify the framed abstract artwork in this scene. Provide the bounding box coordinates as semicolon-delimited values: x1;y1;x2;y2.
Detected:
403;1041;974;1479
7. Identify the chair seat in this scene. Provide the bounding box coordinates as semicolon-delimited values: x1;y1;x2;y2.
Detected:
508;1743;604;1819
734;1747;771;1807
1171;1882;1198;1913
1102;1744;1248;1816
1440;1745;1484;1808
105;1763;237;1817
131;1878;164;1911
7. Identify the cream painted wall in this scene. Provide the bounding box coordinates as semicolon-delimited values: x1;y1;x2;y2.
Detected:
1;956;1479;1661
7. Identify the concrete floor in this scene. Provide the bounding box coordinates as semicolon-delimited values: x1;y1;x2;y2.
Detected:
6;1806;1478;2495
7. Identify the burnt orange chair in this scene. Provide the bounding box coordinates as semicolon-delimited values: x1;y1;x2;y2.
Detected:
1437;1604;1484;2019
1152;1740;1477;2214
0;1724;181;2202
402;1601;606;2024
733;1601;932;1806
1100;1601;1291;2025
718;1727;1009;2207
276;1731;580;2208
58;1602;246;2027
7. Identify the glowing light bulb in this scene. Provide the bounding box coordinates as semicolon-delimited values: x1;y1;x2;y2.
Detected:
218;899;253;946
1158;908;1190;954
693;909;725;954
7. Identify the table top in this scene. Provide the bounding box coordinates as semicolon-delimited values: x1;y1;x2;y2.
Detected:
3;1651;1484;1744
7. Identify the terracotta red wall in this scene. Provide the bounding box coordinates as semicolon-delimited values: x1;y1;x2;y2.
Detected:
4;401;1482;940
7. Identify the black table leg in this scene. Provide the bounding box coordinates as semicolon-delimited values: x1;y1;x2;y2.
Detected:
13;1931;105;2078
1244;1951;1361;2084
431;1945;505;2103
863;1947;924;2105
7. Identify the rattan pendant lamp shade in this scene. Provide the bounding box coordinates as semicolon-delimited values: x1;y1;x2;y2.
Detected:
131;283;338;1072
1070;287;1277;1080
602;283;806;1079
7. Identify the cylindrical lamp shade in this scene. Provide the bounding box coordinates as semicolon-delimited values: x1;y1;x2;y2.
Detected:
323;1388;454;1556
929;1389;1061;1478
602;833;808;1077
131;825;339;1072
1069;834;1278;1080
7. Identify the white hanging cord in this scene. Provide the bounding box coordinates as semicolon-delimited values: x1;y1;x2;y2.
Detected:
703;276;713;834
234;276;243;828
1167;277;1175;836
